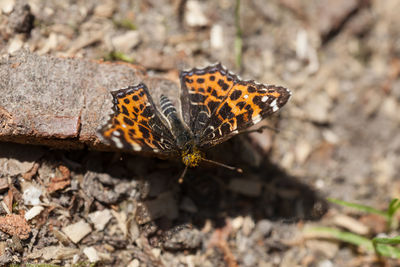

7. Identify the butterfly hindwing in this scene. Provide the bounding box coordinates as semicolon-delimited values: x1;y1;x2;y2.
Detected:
98;83;177;154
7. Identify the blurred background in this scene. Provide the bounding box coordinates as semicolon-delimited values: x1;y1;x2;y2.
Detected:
1;0;400;266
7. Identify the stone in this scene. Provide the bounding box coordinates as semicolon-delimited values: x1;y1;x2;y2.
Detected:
185;0;208;27
88;209;112;231
210;24;224;49
24;206;44;221
22;184;43;206
83;247;100;263
62;220;92;244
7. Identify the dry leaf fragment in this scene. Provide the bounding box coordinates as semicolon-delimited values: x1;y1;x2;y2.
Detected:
47;165;71;193
22;162;40;180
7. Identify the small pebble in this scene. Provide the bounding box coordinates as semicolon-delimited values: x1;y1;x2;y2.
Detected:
94;1;115;18
251;220;272;241
210;24;224;49
185;0;208;27
8;37;24;54
127;259;140;267
88;209;112;231
24;206;44;221
0;0;15;14
22;184;42;206
62;220;92;244
83;247;100;263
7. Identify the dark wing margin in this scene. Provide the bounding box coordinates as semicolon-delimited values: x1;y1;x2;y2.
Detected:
97;83;177;155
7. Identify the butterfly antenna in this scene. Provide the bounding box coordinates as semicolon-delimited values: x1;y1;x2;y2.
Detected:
178;164;189;183
201;158;243;173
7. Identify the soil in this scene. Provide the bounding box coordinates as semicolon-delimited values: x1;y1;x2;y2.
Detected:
0;0;399;266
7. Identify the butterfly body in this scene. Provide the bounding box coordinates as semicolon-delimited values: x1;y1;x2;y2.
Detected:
98;63;291;169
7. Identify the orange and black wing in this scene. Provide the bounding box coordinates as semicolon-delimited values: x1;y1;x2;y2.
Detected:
200;81;291;148
180;63;238;136
98;83;177;155
180;63;291;149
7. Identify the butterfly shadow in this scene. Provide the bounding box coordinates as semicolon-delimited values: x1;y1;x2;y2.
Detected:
178;155;328;229
64;140;328;249
0;139;327;255
0;140;327;232
126;136;329;237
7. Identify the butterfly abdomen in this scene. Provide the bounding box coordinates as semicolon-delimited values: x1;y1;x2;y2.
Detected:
160;94;193;149
160;94;177;118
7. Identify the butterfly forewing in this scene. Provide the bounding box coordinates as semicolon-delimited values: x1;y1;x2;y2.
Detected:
179;63;291;149
98;83;177;154
199;82;291;148
180;63;237;136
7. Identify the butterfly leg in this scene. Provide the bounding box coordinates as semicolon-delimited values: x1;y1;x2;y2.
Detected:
178;165;189;183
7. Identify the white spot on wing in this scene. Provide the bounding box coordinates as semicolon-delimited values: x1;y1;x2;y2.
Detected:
122;124;127;128
270;99;278;112
261;95;269;102
243;94;249;99
252;114;262;124
113;131;121;136
112;136;123;148
132;143;142;151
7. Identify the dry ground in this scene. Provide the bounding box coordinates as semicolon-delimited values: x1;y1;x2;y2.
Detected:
0;0;400;266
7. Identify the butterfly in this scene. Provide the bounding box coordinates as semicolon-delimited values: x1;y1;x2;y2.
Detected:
98;63;291;179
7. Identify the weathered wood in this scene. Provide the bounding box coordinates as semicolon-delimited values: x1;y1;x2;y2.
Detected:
0;50;181;151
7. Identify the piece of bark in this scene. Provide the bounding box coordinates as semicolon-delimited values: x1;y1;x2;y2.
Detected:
0;50;179;151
